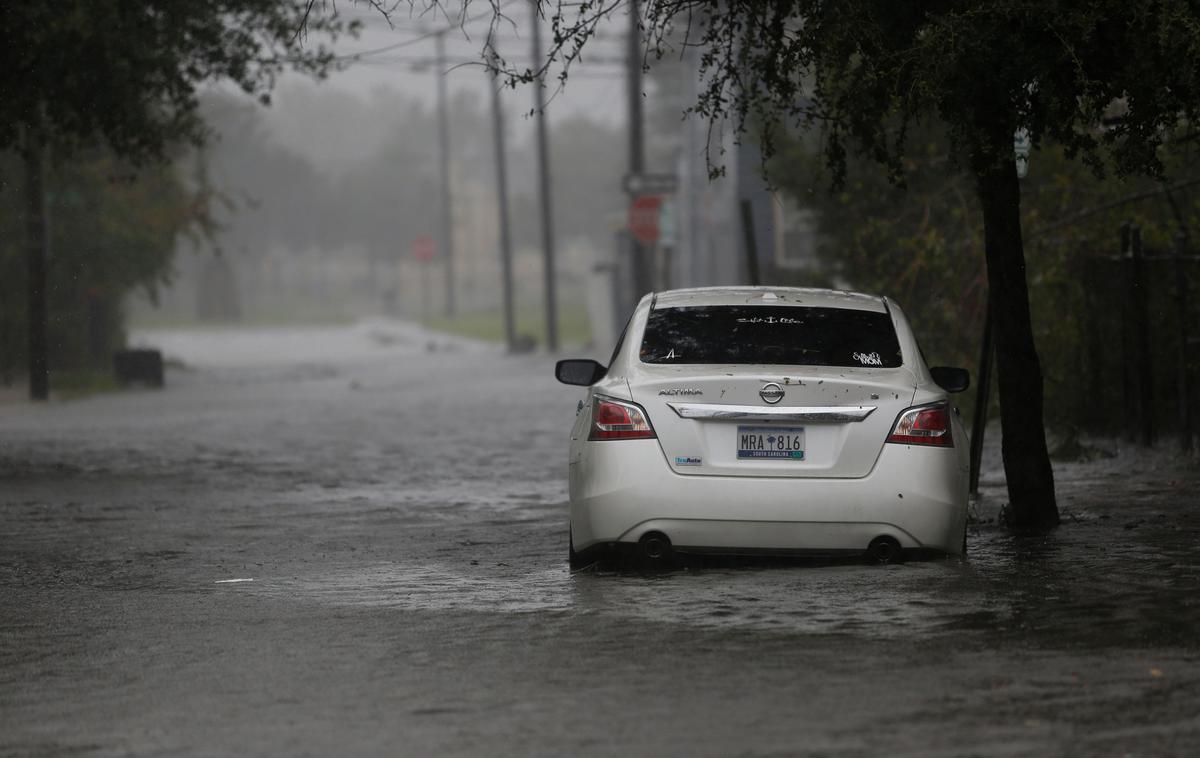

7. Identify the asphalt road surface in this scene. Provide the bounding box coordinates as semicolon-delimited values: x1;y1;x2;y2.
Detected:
2;321;1199;756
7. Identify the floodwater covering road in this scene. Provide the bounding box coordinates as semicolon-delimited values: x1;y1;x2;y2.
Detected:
2;320;1199;756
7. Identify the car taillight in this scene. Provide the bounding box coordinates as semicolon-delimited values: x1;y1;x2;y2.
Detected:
589;396;656;440
886;402;953;447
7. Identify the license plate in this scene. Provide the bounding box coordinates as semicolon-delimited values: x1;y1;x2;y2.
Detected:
737;426;805;460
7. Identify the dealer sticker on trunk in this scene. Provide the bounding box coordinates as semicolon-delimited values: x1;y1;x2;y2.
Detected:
737;426;806;460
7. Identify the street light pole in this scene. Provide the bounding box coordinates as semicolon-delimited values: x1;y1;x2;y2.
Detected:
530;3;559;352
434;30;456;318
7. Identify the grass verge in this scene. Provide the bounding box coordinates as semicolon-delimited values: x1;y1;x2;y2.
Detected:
428;304;592;349
51;369;121;400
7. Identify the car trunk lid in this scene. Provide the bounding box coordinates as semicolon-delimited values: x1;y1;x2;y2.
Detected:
630;366;916;478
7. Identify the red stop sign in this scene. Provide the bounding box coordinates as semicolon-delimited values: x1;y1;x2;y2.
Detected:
628;195;662;244
412;235;436;262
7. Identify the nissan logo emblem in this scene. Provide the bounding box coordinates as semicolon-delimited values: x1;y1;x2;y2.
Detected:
759;383;785;404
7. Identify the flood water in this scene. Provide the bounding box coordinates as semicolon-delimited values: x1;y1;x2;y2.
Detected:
2;321;1198;756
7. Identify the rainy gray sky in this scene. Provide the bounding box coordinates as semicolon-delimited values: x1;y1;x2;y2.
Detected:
257;1;635;173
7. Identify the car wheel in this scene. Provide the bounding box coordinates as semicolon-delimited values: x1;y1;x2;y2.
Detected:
867;535;903;563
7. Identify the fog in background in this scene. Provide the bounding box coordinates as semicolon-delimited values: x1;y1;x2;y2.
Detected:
131;1;687;347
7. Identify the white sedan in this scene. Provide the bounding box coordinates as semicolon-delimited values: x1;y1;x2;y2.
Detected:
555;286;971;567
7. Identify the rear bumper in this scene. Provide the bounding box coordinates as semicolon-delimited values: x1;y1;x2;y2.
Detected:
568;439;968;555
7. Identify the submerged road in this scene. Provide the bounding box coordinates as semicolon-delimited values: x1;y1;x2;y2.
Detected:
2;320;1199;756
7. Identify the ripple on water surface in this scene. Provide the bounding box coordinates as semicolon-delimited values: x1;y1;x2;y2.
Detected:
227;510;1200;647
236;558;991;639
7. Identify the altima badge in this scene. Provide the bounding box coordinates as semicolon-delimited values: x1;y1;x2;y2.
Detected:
659;388;703;396
759;383;785;404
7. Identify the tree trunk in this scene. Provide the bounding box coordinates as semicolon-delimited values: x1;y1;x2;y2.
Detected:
23;134;49;402
974;152;1059;530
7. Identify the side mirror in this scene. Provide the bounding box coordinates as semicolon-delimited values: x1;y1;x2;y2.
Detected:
555;359;607;386
930;366;970;393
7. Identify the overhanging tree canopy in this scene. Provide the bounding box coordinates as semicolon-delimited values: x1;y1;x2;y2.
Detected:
1;0;353;400
0;0;352;157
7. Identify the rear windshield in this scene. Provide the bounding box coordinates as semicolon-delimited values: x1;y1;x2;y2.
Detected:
639;305;903;367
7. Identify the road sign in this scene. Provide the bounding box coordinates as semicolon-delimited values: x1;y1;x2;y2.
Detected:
412;235;435;262
658;199;676;247
623;173;679;196
629;195;663;244
1014;128;1031;179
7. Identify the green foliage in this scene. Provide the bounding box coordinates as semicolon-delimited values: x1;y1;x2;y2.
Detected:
0;151;203;378
428;302;592;349
772;123;985;361
709;1;1200;180
0;1;353;160
50;369;121;400
1;0;359;387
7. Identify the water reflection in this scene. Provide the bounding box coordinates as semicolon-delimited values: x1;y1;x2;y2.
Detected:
248;557;979;639
246;513;1199;648
568;560;974;638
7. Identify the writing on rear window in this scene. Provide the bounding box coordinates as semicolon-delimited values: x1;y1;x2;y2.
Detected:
640;305;903;367
736;316;803;324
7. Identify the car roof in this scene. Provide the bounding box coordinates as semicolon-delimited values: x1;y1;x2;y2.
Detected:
651;286;888;313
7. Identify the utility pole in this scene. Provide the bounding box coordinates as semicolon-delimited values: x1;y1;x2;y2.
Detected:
434;30;456;318
487;43;517;353
530;3;559;352
626;0;651;297
739;200;761;286
682;45;701;289
23;131;49;401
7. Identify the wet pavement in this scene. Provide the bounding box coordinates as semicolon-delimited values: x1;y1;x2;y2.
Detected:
2;320;1199;756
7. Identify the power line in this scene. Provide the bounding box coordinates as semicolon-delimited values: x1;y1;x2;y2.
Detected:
334;0;521;61
350;53;627;66
350;57;626;79
333;2;628;64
